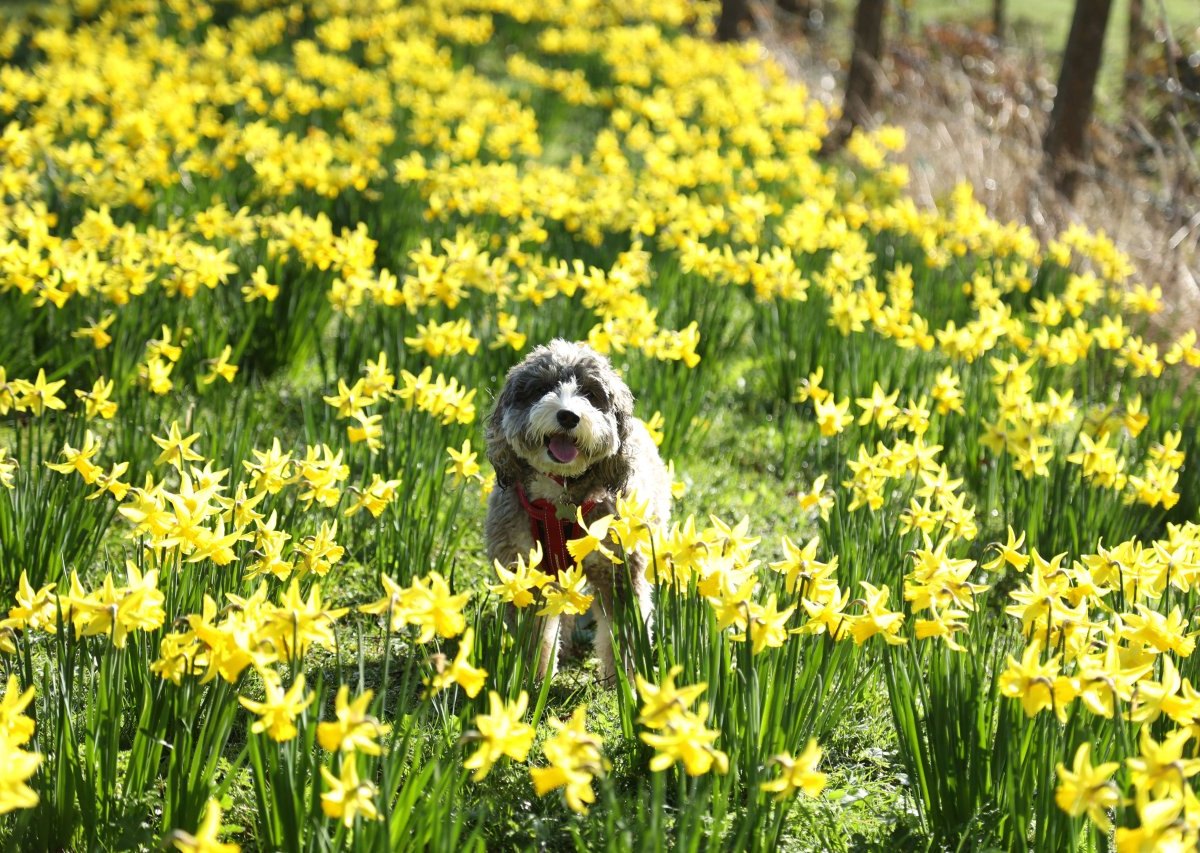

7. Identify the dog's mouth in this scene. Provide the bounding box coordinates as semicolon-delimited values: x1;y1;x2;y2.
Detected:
546;434;580;464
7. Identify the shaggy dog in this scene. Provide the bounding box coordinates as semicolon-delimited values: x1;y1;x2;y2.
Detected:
485;340;670;684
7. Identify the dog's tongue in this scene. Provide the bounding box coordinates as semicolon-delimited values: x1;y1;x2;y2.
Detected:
548;435;579;464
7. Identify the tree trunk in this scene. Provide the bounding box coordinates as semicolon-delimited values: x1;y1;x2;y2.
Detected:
776;0;809;14
992;0;1006;42
716;0;754;42
1124;0;1148;107
823;0;888;154
1043;0;1115;199
777;0;823;36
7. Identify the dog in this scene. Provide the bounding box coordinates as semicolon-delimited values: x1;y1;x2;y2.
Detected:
485;340;670;684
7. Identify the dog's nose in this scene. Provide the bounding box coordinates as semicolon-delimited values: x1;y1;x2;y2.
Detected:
556;409;580;429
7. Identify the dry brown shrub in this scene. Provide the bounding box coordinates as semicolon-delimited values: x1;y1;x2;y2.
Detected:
751;5;1200;337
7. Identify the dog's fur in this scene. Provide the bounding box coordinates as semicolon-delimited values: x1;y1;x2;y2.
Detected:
485;340;670;683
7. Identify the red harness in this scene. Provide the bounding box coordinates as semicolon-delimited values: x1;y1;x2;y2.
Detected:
515;481;597;576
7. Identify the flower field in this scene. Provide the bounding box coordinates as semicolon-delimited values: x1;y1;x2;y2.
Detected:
1;0;1198;849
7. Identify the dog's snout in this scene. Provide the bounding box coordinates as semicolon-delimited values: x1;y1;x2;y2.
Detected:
556;409;580;429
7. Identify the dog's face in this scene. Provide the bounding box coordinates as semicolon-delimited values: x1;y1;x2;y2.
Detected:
489;340;634;482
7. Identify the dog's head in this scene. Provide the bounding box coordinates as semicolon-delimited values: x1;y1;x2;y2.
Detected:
487;340;634;489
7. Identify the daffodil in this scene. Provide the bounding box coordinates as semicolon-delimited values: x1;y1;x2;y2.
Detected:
445;439;482;484
264;580;348;659
75;376;118;419
152;421;205;470
489;311;527;351
538;562;593;617
1117;605;1196;658
856;381;900;428
930;367;965;415
792;366;830;404
44;429;104;482
425;627;488;699
462;691;534;781
320;760;380;827
1054;742;1121;830
0;450;17;490
199;345;238;386
999;641;1060;718
242;265;279;302
566;509;621;565
7;571;58;633
239;671;314;742
242;439;295;495
170;798;240;852
530;705;608;814
770;534;836;597
609;491;656;555
760;739;827;800
324;378;369;419
71;314;116;350
60;563;165;648
635;666;708;730
742;594;795;655
0;675;36;753
1126;728;1200;798
346;410;383;452
813;395;853;437
1114;786;1194;851
343;474;402;519
317;685;390;755
983;526;1030;573
914;608;971;651
641;701;728;777
849;582;907;646
19;369;67;417
796;474;835;520
385;572;471;643
488;545;552;608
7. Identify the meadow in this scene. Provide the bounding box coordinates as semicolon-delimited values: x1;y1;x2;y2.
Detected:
0;0;1198;850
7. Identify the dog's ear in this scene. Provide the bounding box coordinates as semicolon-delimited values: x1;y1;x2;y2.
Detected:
609;375;635;430
486;351;555;489
584;373;636;493
486;436;524;491
605;361;636;450
486;397;525;490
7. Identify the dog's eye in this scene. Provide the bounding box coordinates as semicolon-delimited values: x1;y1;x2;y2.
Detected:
582;386;607;407
519;380;553;404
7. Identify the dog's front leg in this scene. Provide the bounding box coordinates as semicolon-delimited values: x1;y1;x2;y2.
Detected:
536;614;562;681
587;550;652;686
487;487;561;680
589;567;617;686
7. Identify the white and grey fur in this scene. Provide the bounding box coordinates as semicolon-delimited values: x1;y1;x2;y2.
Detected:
485;339;671;684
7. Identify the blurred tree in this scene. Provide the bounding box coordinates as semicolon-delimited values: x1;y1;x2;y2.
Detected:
717;0;754;41
1124;0;1149;106
777;0;824;36
992;0;1006;42
823;0;888;154
776;0;809;14
896;0;911;36
1043;0;1115;199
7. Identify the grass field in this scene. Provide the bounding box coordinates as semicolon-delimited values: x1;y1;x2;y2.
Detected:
1;0;1199;850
